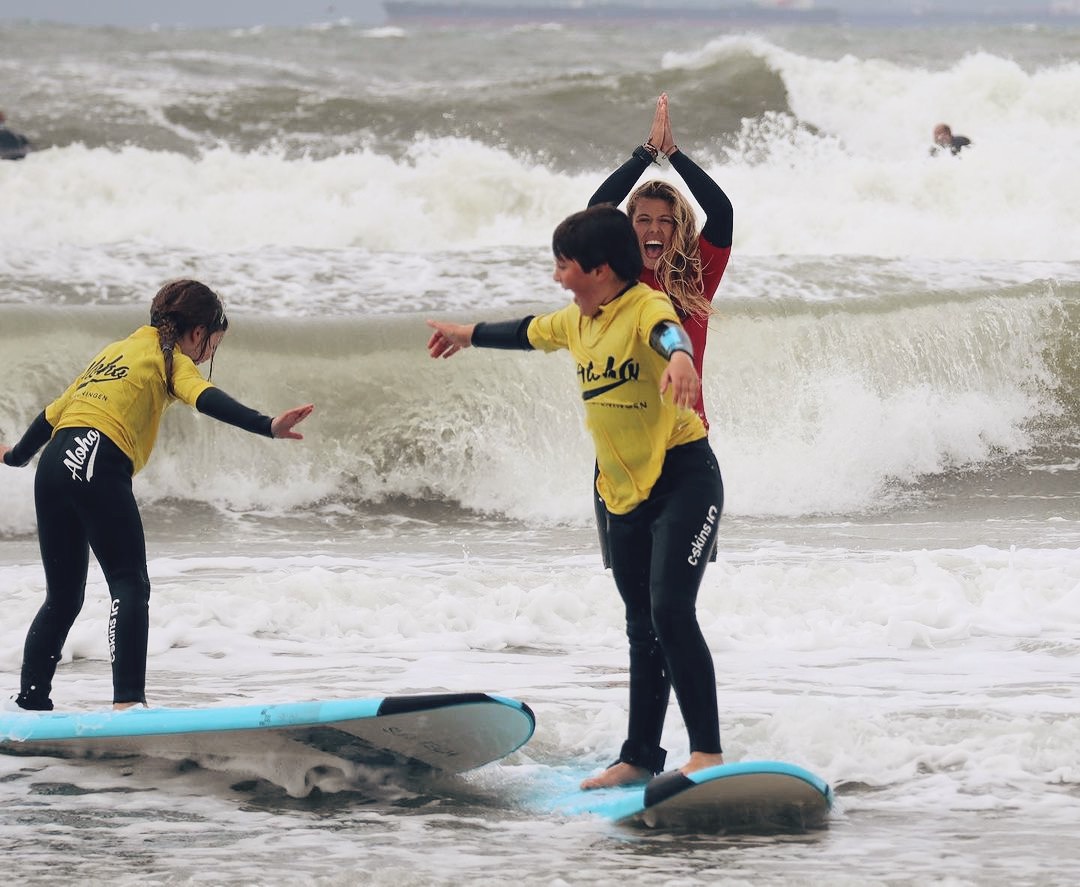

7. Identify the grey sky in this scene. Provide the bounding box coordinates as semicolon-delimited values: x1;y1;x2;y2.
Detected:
0;0;1064;28
0;1;387;28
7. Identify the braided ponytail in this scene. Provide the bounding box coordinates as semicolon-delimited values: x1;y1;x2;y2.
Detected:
149;280;228;396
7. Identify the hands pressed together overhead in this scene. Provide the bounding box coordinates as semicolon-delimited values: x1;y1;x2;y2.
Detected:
647;92;678;158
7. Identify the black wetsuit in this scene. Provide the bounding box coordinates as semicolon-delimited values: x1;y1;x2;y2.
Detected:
932;135;972;157
607;438;724;770
19;428;151;709
472;291;725;773
5;383;272;711
0;126;31;160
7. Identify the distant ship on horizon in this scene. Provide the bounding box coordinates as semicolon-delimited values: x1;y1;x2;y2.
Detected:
381;1;842;26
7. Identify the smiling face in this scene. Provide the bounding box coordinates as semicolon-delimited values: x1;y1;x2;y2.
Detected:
550;205;643;316
630;196;677;271
553;256;608;317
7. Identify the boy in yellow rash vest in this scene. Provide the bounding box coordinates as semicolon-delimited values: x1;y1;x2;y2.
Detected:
2;279;314;712
427;205;725;789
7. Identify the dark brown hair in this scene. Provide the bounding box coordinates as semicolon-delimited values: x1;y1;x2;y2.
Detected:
552;205;643;283
149;279;228;395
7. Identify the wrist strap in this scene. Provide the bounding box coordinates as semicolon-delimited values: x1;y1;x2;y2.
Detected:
633;143;659;165
649;320;694;360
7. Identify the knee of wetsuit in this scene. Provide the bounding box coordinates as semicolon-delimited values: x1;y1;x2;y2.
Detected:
106;567;152;603
650;597;698;642
624;612;660;648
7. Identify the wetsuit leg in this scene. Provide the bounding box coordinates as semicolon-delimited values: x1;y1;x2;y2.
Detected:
20;429;150;708
647;439;725;754
80;454;150;706
17;441;91;710
607;501;671;772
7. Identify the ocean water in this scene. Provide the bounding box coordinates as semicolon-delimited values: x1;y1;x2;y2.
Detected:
2;14;1080;887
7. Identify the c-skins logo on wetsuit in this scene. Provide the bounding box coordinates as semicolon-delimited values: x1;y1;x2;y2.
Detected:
579;355;641;401
688;504;719;566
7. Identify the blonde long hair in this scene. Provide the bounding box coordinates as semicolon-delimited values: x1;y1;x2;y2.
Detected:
628;180;712;319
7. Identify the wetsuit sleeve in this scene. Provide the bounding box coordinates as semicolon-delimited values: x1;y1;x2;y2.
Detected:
472;317;535;350
587;152;653;207
3;411;53;466
668;151;733;249
195;388;274;437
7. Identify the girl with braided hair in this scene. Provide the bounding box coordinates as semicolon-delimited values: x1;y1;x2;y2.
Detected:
2;279;313;712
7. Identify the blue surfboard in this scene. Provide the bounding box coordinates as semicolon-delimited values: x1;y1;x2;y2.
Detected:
552;761;833;831
0;692;535;779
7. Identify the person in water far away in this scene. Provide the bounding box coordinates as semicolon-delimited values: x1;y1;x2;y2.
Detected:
0;110;32;160
931;123;971;157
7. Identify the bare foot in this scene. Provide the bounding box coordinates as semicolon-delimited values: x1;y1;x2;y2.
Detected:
112;701;145;711
678;751;725;776
580;761;652;790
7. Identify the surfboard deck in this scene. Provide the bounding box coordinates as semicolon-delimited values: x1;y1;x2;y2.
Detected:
0;692;535;776
552;761;832;832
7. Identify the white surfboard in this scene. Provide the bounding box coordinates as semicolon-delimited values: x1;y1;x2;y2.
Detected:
0;692;535;788
552;761;833;831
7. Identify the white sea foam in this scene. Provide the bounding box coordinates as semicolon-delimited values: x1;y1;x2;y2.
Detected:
2;104;1076;263
0;140;586;254
3;543;1078;787
0;276;1072;534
